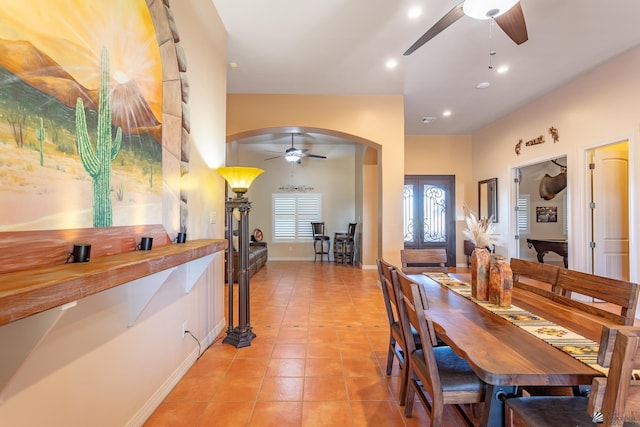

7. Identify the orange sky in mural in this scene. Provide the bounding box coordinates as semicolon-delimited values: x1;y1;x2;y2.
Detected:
0;0;162;121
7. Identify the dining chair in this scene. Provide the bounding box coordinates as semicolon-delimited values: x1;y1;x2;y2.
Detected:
376;258;423;405
392;269;486;426
310;222;330;263
334;222;357;264
400;248;448;274
505;326;640;427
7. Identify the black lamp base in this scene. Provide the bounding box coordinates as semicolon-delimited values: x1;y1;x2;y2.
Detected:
222;327;256;348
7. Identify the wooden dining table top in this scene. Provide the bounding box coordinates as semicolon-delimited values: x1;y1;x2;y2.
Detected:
409;272;607;387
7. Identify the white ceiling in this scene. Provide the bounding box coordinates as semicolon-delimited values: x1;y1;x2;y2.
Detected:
212;0;640;137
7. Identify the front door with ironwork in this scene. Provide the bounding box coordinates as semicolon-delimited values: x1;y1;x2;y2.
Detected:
403;175;456;266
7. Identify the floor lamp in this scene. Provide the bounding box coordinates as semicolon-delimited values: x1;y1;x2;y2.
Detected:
217;166;264;348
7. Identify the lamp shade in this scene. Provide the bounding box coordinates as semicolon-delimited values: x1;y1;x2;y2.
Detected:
217;166;264;197
463;0;518;19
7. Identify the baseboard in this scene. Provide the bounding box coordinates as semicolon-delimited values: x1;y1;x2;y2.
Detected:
126;318;226;427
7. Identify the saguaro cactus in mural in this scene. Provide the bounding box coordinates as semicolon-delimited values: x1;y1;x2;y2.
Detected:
36;117;45;166
75;46;122;227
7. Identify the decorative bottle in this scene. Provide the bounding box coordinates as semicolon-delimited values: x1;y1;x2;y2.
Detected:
489;255;513;307
471;247;490;301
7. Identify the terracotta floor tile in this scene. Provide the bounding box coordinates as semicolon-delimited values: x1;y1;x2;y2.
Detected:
303;376;347;401
185;354;232;378
211;376;262;402
272;342;307;358
346;376;394;401
350;400;406;426
305;358;343;377
339;341;376;359
306;341;340;358
147;262;477;427
301;401;352;427
226;357;269;377
164;376;223;402
144;401;207;426
342;357;384;377
198;401;254;427
258;377;304;401
265;358;306;377
249;402;302;427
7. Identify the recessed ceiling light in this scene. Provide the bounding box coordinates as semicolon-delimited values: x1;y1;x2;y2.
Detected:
443;110;452;117
497;65;509;74
476;81;491;89
408;7;422;19
386;59;398;69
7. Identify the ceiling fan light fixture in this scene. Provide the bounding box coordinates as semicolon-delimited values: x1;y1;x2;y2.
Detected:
285;152;302;163
463;0;519;20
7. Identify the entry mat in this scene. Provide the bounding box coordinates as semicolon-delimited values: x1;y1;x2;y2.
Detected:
424;272;640;379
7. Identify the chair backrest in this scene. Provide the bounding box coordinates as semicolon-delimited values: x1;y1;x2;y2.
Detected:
588;326;640;426
393;269;439;352
347;222;357;237
311;222;325;237
377;258;400;330
556;269;639;326
510;258;561;294
400;248;447;274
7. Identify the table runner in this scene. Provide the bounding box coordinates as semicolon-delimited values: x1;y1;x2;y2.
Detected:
424;272;615;376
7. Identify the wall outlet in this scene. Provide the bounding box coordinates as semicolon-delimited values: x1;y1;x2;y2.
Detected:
181;322;187;338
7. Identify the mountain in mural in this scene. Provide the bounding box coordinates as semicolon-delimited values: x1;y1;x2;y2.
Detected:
0;38;161;142
111;79;161;140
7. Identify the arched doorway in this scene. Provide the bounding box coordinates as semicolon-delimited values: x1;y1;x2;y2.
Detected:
225;127;380;267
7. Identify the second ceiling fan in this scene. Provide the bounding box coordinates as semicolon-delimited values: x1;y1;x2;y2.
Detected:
404;0;528;56
264;133;327;164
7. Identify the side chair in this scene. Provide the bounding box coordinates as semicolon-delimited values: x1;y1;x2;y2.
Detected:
400;248;448;274
376;258;420;405
311;222;330;263
392;269;486;426
505;326;640;427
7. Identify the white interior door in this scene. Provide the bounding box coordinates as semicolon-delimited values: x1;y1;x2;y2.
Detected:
592;142;629;281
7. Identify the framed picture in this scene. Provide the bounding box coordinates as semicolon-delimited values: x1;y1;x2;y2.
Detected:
536;206;558;223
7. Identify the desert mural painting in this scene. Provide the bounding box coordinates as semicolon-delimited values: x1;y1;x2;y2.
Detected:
0;0;163;231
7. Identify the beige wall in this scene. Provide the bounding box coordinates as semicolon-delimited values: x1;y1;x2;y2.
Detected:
0;1;229;425
227;94;405;266
471;46;640;293
404;134;474;266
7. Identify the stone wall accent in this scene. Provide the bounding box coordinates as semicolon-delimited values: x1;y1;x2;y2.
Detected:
147;0;190;236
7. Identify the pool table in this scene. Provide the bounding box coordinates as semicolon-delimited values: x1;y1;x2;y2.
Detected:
526;238;568;268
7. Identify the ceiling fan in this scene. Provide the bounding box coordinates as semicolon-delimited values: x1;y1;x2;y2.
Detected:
264;133;327;164
404;0;528;56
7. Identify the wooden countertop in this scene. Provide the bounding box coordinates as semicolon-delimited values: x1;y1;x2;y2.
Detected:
0;239;227;327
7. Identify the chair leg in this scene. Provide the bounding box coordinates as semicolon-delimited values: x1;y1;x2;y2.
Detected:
398;362;409;406
404;381;416;416
386;338;396;375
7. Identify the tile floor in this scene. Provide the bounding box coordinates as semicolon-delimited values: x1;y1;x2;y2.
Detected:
144;261;473;426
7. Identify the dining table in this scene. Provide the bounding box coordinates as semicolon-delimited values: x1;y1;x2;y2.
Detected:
409;272;609;427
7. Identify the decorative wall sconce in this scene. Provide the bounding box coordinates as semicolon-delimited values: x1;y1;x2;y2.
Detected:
278;184;314;193
216;166;264;348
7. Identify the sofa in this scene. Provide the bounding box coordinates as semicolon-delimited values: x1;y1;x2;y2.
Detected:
225;241;268;282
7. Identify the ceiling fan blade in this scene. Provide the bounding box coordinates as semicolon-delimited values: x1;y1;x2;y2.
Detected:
264;154;283;160
306;154;327;159
493;2;528;45
403;3;465;56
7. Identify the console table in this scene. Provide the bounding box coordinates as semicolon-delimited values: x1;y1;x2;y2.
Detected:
0;239;226;327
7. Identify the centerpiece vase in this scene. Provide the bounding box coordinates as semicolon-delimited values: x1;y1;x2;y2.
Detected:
471;247;490;301
489;255;513;307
